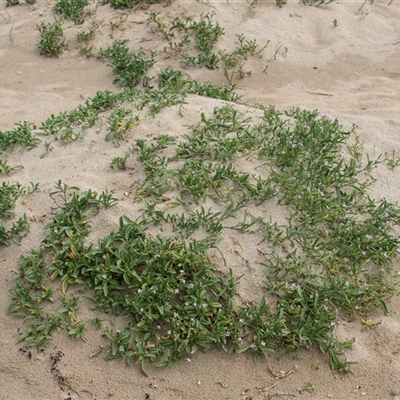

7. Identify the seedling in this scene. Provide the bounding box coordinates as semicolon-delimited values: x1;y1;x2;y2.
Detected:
385;150;400;170
0;157;23;175
36;19;66;57
40;141;54;158
110;151;131;170
76;20;102;43
219;50;247;85
105;107;139;147
234;34;269;57
0;182;33;245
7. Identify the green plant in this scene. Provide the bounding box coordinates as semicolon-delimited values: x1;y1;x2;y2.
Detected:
157;67;240;103
40;141;54;158
148;12;224;70
0;182;32;246
0;122;40;151
0;157;23;175
110;151;131;170
76;20;102;43
54;0;88;24
36;19;66;57
218;34;268;84
385;149;400;170
103;40;156;88
104;0;162;9
105;107;139;147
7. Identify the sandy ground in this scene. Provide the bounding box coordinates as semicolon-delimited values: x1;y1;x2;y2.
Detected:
1;0;400;399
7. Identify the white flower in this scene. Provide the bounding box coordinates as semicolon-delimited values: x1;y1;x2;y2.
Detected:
261;341;266;347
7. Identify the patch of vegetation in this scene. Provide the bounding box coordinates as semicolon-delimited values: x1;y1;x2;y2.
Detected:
8;103;400;374
54;0;88;24
6;0;400;378
101;40;156;89
36;19;66;57
105;106;139;147
148;11;268;84
0;122;40;151
102;0;164;10
0;182;39;246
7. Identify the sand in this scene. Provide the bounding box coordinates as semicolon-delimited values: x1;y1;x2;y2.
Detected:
1;0;400;399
